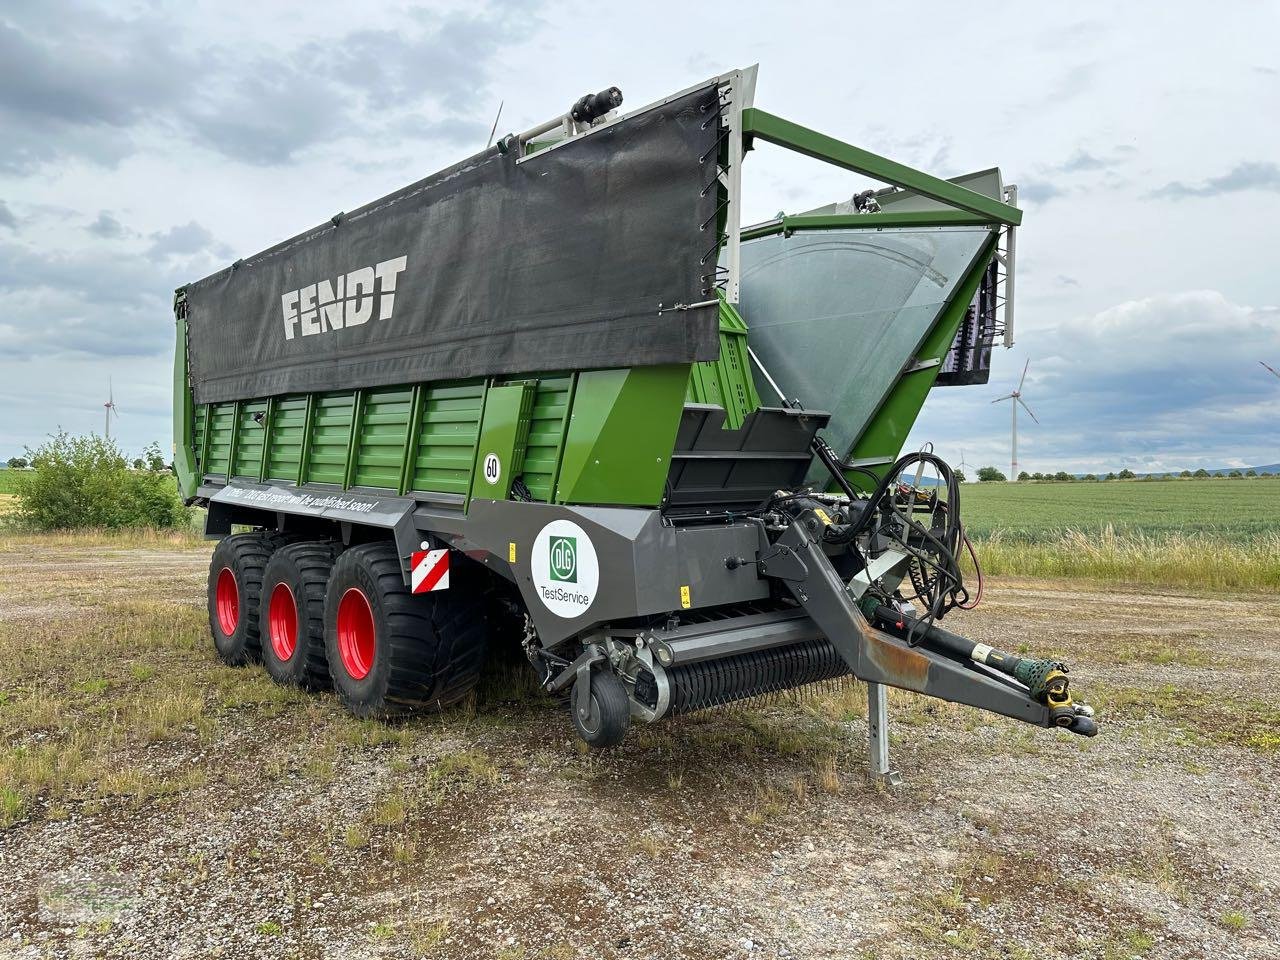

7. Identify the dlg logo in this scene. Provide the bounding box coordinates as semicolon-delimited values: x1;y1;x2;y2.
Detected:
549;536;577;583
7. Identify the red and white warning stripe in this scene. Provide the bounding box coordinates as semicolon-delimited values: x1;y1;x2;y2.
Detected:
410;548;450;593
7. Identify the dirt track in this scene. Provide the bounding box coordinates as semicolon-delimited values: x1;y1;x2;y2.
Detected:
0;539;1276;959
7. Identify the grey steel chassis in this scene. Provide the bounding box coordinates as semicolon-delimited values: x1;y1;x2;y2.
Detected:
201;477;1096;780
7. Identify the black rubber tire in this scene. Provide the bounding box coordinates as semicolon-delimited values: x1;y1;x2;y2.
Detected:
259;541;339;690
207;532;280;666
570;670;631;748
324;542;490;718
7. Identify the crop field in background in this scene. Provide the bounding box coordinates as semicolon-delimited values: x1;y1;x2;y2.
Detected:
957;479;1280;592
0;469;23;495
958;477;1280;542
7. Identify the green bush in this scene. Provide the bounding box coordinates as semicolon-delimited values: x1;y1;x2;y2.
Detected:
14;431;186;530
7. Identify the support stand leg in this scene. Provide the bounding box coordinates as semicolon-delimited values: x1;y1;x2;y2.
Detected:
867;681;902;786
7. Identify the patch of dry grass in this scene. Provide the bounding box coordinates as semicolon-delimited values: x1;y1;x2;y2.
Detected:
971;528;1280;592
0;588;295;828
1092;682;1280;754
0;526;207;550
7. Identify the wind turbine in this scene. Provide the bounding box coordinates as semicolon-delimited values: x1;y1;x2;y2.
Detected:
956;448;972;479
103;379;119;440
992;360;1038;480
1262;360;1280;381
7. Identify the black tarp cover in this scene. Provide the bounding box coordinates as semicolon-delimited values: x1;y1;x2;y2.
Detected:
184;85;722;404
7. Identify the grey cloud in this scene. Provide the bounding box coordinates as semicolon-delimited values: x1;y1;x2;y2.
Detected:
0;201;14;230
1150;161;1280;199
0;11;188;172
416;116;492;146
1006;62;1096;122
324;8;537;113
86;211;124;239
1047;146;1135;177
1017;180;1066;205
911;292;1280;474
146;221;231;260
185;65;345;167
1056;150;1106;173
1;3;532;170
0;220;234;361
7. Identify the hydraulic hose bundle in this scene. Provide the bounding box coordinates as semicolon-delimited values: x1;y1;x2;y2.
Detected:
849;451;970;640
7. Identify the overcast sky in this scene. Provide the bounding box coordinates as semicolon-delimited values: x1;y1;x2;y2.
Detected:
2;0;1278;474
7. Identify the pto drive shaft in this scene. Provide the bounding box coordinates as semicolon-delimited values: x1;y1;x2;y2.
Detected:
763;513;1097;736
865;602;1097;736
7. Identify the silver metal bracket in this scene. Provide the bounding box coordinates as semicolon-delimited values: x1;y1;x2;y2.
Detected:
867;681;902;786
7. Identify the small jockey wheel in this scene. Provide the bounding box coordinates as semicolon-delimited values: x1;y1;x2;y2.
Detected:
570;667;630;748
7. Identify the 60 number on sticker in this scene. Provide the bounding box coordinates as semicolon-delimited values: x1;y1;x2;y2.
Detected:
482;452;501;486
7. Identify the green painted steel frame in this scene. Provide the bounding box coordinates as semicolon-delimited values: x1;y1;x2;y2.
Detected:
741;108;1021;226
741;209;995;242
397;385;426;496
172;293;198;500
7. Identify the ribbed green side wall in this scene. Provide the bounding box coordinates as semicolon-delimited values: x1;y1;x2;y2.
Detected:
354;387;413;490
516;375;573;502
686;296;762;429
231;401;267;478
265;397;307;481
190;366;693;508
411;381;484;496
306;393;355;485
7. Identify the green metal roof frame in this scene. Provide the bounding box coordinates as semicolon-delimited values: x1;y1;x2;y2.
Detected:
741;209;995;243
740;108;1023;228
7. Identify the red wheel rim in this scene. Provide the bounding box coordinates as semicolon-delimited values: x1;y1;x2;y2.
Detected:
336;587;376;680
215;567;239;635
267;582;298;662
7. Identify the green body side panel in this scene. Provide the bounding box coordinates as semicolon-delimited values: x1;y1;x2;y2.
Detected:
304;393;355;485
264;397;307;481
469;383;536;501
513;374;574;502
191;405;207;470
204;404;235;476
231;401;267;478
410;381;485;497
835;234;999;492
686;297;762;429
556;365;691;506
352;387;413;490
172;304;197;500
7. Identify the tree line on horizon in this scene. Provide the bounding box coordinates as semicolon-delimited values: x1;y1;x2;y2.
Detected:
964;466;1277;483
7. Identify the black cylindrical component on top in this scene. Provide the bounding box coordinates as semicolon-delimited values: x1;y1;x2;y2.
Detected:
869;602;973;659
571;86;624;124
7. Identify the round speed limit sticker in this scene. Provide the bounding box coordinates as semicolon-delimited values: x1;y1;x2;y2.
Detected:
482;452;501;485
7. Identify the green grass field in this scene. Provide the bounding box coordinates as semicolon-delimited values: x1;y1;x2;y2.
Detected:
0;470;22;495
956;478;1280;591
958;477;1280;542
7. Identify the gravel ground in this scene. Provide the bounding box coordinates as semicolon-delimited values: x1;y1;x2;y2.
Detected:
0;541;1276;959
